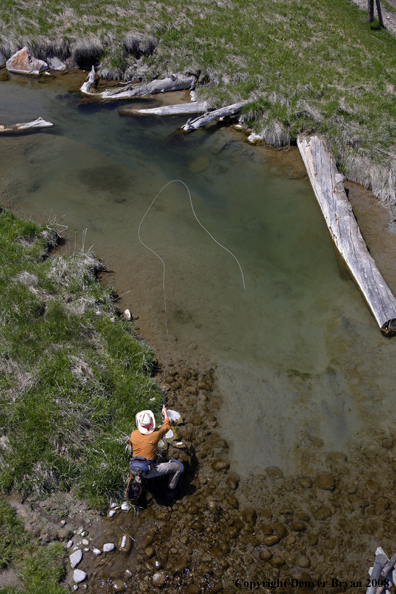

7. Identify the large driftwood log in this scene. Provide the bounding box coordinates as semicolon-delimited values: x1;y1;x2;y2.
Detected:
297;134;396;333
80;66;195;100
182;100;248;131
120;101;209;116
0;117;53;134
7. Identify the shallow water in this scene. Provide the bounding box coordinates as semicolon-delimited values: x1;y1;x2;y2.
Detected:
2;71;396;480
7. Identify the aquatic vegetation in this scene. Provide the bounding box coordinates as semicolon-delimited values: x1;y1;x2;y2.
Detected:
0;208;163;509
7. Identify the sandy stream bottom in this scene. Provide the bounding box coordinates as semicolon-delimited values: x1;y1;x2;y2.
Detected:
2;70;396;592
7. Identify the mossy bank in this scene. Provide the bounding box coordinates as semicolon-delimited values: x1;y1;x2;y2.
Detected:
2;0;396;206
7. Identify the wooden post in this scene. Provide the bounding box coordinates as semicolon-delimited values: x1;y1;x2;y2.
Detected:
376;0;385;27
368;0;375;22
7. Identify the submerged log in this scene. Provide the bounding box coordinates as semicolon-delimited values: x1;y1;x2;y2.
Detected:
0;117;53;134
182;100;248;131
80;66;195;100
120;101;208;116
297;134;396;333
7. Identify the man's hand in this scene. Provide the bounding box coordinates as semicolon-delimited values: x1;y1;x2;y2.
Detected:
162;405;168;419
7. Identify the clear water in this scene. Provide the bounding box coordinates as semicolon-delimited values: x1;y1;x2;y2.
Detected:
2;73;396;478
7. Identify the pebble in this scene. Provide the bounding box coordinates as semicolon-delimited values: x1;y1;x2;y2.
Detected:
61;520;66;525
211;459;229;471
67;540;73;548
299;556;310;568
121;502;130;511
152;570;167;588
76;527;84;536
93;548;102;555
316;472;335;491
70;550;83;568
113;579;126;591
73;586;78;591
108;510;116;518
82;539;89;546
259;549;272;561
73;569;87;583
263;535;280;546
103;543;116;553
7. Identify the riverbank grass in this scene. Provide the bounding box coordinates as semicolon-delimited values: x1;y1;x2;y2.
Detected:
2;0;396;201
0;207;162;509
0;497;67;594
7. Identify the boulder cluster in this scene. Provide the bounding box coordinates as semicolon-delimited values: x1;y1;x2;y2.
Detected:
4;46;66;75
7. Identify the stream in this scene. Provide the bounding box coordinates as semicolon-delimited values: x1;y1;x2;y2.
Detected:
2;70;396;591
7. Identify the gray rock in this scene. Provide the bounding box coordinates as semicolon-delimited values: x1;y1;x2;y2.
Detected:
103;543;116;553
73;569;87;583
6;47;48;75
70;549;83;568
152;571;167;587
46;55;66;70
93;548;101;555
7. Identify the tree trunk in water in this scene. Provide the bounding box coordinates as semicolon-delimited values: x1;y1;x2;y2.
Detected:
368;0;374;22
297;134;396;333
182;101;248;131
376;0;384;27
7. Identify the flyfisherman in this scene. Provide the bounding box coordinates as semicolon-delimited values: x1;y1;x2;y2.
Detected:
128;406;184;502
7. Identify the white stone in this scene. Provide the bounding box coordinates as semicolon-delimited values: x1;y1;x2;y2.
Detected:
82;539;89;545
61;520;66;525
67;540;73;548
84;548;89;552
121;535;127;549
73;586;78;591
121;502;130;511
125;569;132;576
93;548;102;555
167;410;181;424
70;549;83;568
191;91;197;101
123;309;131;320
103;543;116;553
247;132;262;144
76;527;84;535
108;510;116;517
73;569;87;583
110;502;118;509
164;429;174;440
46;55;66;70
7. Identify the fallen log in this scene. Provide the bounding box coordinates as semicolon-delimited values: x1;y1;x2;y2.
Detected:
121;101;208;116
80;66;195;100
182;100;248;131
0;117;53;134
297;134;396;333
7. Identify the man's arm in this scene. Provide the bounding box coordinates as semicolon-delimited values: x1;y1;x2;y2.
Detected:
157;405;171;438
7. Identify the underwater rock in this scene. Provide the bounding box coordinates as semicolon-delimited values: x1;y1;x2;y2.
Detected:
113;578;126;590
119;534;132;553
316;472;335;491
211;459;229;471
242;508;257;525
6;47;48;75
263;535;280;546
259;549;273;561
152;570;167;587
189;156;210;174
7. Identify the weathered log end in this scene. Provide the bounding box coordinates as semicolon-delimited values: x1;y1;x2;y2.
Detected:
298;133;396;334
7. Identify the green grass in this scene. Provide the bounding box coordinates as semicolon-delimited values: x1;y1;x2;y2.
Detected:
1;0;396;200
0;207;163;509
0;497;68;594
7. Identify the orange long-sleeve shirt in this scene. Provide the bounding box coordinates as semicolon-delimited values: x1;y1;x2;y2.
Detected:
130;418;170;461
